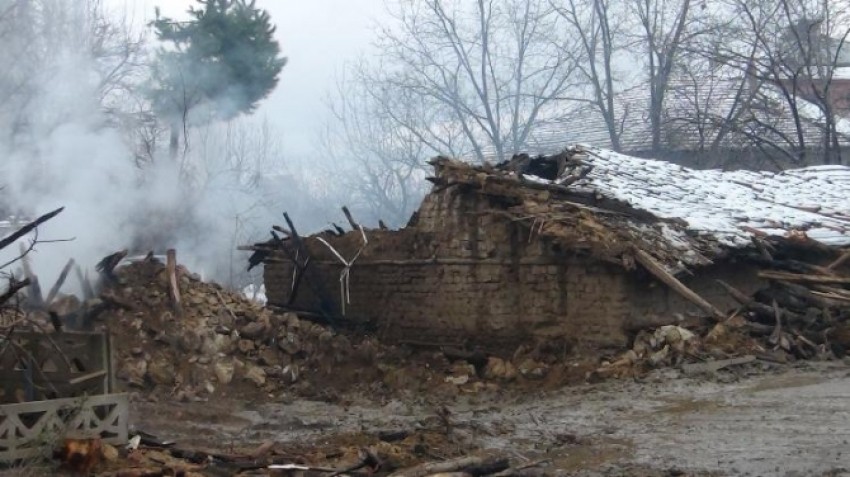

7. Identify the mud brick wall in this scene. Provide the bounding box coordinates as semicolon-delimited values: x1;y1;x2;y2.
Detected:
265;256;636;351
264;187;762;353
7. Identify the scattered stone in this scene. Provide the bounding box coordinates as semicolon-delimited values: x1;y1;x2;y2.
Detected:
147;358;176;386
237;339;256;354
240;321;267;341
214;360;235;385
245;365;267;387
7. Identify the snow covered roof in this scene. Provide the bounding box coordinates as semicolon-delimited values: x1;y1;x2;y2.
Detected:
567;145;850;248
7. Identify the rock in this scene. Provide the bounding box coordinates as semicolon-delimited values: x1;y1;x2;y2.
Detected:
179;330;203;352
214;360;235;385
648;345;671;368
450;360;476;377
258;348;280;366
240;321;267;341
147;358;175;386
117;358;147;387
245;365;267;387
484;357;518;381
237;339;255;354
445;375;469;385
202;333;231;355
130;347;144;357
284;313;300;329
282;364;299;384
278;332;301;355
517;358;547;378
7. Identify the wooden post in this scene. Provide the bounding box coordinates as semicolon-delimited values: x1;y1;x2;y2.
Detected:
166;249;182;316
634;249;726;321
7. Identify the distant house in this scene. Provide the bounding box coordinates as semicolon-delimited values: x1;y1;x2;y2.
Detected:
525;69;850;169
254;145;850;352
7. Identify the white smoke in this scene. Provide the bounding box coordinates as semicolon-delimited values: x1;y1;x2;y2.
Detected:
0;0;334;292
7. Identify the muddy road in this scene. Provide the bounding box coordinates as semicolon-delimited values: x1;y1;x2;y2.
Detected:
133;361;850;476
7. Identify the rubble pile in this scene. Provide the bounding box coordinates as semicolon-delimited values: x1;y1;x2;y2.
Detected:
107;258;391;401
103;259;595;400
597;246;850;378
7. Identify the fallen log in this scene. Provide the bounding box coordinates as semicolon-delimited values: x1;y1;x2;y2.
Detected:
634;250;725;320
388;455;510;477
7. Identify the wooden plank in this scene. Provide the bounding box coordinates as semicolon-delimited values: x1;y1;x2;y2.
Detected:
67;370;107;386
681;355;756;375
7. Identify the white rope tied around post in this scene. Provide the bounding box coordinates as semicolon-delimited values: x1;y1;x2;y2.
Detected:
315;226;369;316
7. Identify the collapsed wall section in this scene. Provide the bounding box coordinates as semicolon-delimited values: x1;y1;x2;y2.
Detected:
263;180;762;353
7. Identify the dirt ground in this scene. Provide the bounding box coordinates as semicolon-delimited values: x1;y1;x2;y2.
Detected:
127;360;850;476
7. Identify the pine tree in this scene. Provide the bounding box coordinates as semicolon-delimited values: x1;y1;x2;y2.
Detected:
149;0;287;159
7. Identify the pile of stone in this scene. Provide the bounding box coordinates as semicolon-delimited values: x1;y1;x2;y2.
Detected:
108;259;385;401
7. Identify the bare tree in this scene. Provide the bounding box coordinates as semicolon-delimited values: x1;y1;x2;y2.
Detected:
551;0;628;151
371;0;580;163
706;0;850;165
0;0;147;167
322;69;431;227
627;0;702;153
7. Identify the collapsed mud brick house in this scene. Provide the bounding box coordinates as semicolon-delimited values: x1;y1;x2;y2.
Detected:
254;146;850;352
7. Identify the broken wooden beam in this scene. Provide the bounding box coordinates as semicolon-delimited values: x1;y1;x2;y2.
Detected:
19;243;44;308
166;249;182;316
681;355;756;375
341;206;359;231
75;265;95;301
717;280;787;320
758;270;850;285
0;207;64;252
95;249;128;277
388;455;510;477
828;249;850;271
46;258;75;304
634;249;725;320
0;277;31;305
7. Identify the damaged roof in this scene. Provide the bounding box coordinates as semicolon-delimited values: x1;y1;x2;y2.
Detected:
432;145;850;272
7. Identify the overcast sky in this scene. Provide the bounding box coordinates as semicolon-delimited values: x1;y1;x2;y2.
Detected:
119;0;387;158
